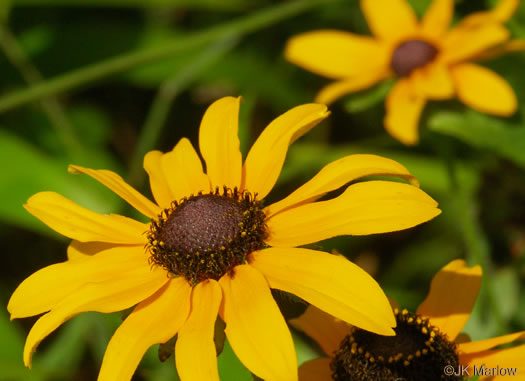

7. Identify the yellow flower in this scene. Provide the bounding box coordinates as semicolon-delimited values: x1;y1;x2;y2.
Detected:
285;0;523;145
292;260;525;380
8;97;440;381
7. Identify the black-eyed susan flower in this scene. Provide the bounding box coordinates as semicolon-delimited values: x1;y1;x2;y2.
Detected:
292;259;525;380
285;0;523;145
8;97;440;381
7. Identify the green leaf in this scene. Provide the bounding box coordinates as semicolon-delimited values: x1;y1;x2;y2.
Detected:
428;110;525;168
0;308;36;381
218;338;252;381
343;79;393;113
491;267;520;321
514;288;525;328
148;360;180;381
34;313;96;378
17;25;55;58
68;105;113;147
85;312;123;364
293;331;320;366
462;293;500;342
22;105;114;164
382;235;463;295
0;129;121;235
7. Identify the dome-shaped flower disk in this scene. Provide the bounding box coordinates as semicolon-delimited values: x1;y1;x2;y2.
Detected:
9;97;440;381
293;260;525;381
285;0;523;145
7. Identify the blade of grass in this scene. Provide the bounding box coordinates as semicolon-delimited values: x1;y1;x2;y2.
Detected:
13;0;251;10
0;0;336;114
127;36;238;186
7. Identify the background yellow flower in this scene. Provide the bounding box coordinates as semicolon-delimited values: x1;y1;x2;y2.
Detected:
285;0;523;144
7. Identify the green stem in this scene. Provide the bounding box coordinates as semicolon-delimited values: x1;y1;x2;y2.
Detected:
127;37;238;187
0;0;334;113
0;24;85;160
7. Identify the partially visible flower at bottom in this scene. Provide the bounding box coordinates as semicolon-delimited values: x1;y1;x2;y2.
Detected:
8;96;440;381
292;260;525;381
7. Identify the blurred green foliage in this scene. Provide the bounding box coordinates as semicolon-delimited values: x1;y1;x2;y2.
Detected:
1;0;525;380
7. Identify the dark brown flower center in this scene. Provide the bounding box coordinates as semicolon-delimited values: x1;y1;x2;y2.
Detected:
331;309;462;381
147;187;267;285
391;40;438;77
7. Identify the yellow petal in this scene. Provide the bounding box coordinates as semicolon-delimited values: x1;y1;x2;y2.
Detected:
410;63;455;100
68;165;160;218
219;265;297;381
266;181;440;248
284;30;389;79
98;278;191;381
458;331;525;354
23;260;167;367
242;104;329;199
385;79;426;145
417;259;481;341
490;0;520;22
290;305;350;356
459;345;525;379
421;0;454;39
298;358;333;381
144;150;174;209
360;0;418;41
451;63;517;116
457;0;520;28
315;70;389;105
9;245;149;319
443;23;509;63
251;248;396;336
175;280;222;381
198;96;242;190
266;154;418;218
161;138;211;201
472;39;525;61
24;192;147;244
501;39;525;52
